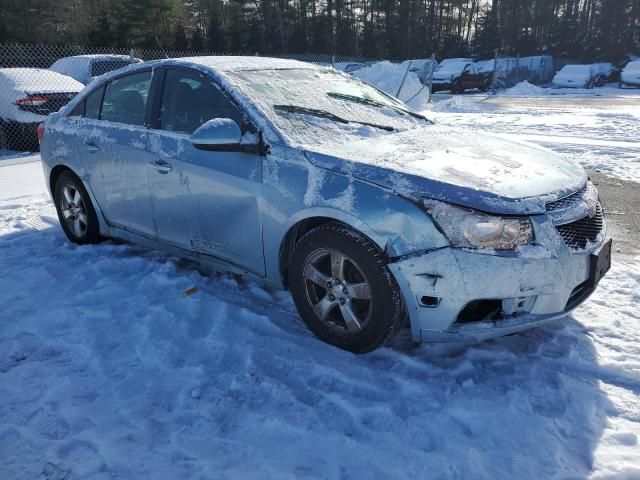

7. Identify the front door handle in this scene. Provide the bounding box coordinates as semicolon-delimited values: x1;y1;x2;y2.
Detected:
148;159;173;174
85;140;99;153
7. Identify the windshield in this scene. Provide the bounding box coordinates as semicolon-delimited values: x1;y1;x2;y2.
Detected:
228;68;429;147
560;65;589;74
626;61;640;71
435;62;466;74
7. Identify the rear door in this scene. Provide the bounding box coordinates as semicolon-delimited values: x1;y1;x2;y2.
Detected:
78;70;158;238
145;67;265;274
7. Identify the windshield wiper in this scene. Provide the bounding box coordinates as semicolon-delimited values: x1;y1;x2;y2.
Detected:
273;104;395;131
326;92;431;122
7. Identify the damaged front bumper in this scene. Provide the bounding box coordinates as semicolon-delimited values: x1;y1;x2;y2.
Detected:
388;238;611;343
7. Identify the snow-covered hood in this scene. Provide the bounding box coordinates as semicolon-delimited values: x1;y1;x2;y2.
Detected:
552;71;590;85
621;69;640;83
303;126;586;215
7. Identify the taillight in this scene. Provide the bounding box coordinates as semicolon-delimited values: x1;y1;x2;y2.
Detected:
15;96;48;106
37;123;44;144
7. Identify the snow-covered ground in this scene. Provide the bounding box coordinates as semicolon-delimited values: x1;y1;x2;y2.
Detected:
1;93;640;479
426;87;640;182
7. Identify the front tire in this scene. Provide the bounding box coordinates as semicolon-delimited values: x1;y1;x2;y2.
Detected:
53;171;102;244
289;223;404;353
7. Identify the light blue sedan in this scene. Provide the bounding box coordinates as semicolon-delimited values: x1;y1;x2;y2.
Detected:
39;57;611;353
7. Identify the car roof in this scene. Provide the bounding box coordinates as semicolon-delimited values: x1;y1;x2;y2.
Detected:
167;56;323;72
57;54;139;61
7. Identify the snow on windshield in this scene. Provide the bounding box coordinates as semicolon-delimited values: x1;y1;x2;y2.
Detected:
560;65;590;74
228;68;428;147
626;61;640;71
436;62;467;74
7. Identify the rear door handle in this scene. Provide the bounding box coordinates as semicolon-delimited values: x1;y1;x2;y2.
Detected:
85;141;99;153
148;159;173;174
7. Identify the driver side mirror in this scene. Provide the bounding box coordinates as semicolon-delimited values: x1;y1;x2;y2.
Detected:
190;118;241;148
190;118;268;155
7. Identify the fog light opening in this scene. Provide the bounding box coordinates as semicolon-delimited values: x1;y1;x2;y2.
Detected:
456;299;502;324
419;295;441;307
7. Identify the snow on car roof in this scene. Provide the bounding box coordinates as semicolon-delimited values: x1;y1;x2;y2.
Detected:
57;54;138;61
173;56;323;72
0;68;84;93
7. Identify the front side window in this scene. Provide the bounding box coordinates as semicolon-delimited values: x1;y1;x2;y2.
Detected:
101;71;152;126
159;69;252;135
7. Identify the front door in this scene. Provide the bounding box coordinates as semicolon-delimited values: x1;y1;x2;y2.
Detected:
145;67;264;275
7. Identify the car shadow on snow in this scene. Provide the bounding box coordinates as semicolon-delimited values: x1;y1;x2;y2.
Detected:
0;224;615;479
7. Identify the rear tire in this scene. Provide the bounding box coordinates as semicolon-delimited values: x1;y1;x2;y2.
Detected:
289;222;404;353
53;171;103;244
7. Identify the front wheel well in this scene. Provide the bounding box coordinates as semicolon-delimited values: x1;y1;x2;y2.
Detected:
279;217;386;288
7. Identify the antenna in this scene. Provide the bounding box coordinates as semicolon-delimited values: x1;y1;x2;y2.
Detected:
154;36;169;59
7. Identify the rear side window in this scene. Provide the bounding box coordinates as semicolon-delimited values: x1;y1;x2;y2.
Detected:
101;71;152;126
158;69;253;135
85;86;104;119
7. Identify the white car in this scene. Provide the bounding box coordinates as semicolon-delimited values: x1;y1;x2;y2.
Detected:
0;68;83;151
620;61;640;88
50;55;142;85
552;65;596;89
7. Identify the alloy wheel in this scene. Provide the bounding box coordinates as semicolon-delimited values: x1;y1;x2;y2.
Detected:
302;248;373;334
60;184;88;238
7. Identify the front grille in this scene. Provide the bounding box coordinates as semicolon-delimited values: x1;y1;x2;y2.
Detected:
556;204;604;250
546;184;588;212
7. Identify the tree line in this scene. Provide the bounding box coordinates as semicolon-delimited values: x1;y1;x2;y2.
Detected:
1;0;638;62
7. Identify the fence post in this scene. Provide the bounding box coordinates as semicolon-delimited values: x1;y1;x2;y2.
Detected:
428;53;436;103
491;48;499;94
396;60;413;98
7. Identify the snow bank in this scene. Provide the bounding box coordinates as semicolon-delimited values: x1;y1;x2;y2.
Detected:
0;159;639;479
501;80;548;97
351;61;431;110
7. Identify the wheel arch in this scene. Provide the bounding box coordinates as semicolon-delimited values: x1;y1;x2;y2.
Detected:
277;214;386;289
49;164;75;196
49;164;110;236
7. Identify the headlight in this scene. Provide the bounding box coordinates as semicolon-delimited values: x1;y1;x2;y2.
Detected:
424;200;534;250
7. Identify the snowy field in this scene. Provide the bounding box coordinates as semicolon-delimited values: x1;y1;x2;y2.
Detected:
425;87;640;182
1;93;640;479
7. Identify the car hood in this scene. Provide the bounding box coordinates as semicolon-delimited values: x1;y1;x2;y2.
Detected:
303;125;586;215
553;73;589;83
433;72;459;80
622;71;640;82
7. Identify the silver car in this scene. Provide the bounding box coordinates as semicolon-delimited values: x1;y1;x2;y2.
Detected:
39;57;612;353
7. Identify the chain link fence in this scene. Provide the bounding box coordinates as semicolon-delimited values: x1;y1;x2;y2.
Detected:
488;53;555;90
0;43;382;153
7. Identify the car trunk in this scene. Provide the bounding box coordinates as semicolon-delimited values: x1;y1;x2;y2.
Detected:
17;92;77;116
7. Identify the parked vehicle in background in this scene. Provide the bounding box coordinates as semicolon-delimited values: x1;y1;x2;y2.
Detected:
431;61;490;93
592;63;616;83
405;58;437;86
50;55;142;85
40;57;611;353
552;65;597;88
620;61;640;88
0;68;83;151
